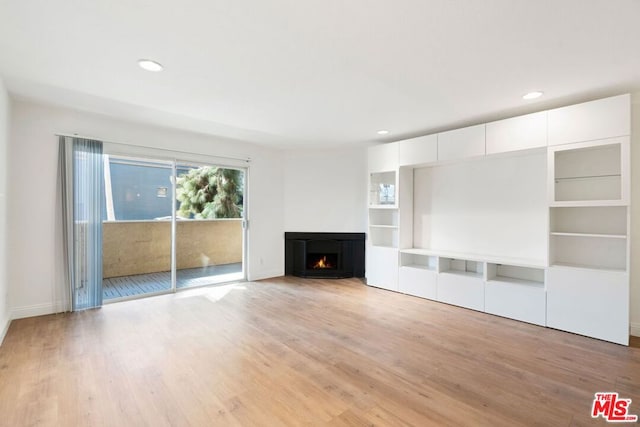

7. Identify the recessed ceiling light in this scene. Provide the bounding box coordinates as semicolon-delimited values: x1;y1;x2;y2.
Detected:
523;91;543;100
138;59;164;72
377;130;390;135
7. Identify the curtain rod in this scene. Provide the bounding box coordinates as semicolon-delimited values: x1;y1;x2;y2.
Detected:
55;133;252;163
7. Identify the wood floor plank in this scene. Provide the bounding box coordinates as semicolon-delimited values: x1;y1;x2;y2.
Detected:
0;276;638;426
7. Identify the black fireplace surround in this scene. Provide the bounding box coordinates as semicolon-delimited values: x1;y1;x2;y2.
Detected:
285;232;365;279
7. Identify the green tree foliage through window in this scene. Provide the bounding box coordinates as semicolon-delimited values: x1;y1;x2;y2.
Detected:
176;166;243;219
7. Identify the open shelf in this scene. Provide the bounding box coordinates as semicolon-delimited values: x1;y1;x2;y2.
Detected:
368;226;398;248
439;258;484;278
399;248;545;269
550;206;626;235
368;204;398;209
550;262;627;272
550;232;625;239
486;264;545;288
550;234;627;272
400;252;437;271
554;174;620;182
368;209;399;227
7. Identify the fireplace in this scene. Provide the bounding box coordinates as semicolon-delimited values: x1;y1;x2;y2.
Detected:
285;232;365;279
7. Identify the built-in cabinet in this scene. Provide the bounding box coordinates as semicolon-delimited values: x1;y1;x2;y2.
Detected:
545;96;630;345
437;124;486;162
484;264;546;326
366;93;632;345
486;111;547;154
367;143;400;290
399;134;437;166
398;251;437;299
437;257;485;311
547;94;630;146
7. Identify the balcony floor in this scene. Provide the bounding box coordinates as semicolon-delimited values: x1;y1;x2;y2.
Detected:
102;263;243;300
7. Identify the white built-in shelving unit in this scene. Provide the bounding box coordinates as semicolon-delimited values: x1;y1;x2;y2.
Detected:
366;144;400;291
545;97;631;345
366;93;631;345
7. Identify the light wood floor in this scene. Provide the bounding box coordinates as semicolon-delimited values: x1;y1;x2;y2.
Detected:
1;277;638;426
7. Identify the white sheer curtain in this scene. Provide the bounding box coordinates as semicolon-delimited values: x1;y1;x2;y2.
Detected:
59;136;104;310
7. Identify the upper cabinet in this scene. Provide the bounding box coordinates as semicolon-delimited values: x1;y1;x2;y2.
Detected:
548;136;630;206
373;93;630;168
548;94;630;146
399;135;437;166
486;111;547;154
368;141;399;172
437;124;485;162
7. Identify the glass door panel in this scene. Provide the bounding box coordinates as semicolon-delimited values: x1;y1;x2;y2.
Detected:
174;163;245;289
102;156;174;300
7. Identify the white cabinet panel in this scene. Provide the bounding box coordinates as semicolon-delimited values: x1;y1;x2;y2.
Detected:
398;267;437;300
368;142;399;173
366;246;398;291
485;281;546;326
486;111;547;154
547;266;628;345
399;135;437;166
548;94;630;146
437;272;484;311
437;124;485;162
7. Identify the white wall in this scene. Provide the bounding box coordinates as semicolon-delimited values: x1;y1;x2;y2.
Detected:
283;147;367;233
630;92;640;337
8;99;285;319
412;150;547;263
0;78;10;343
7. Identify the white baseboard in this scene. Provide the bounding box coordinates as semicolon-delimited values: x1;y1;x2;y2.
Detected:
0;315;11;346
631;322;640;338
248;269;284;282
11;301;66;320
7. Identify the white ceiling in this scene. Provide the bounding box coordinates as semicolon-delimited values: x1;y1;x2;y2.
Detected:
1;0;639;148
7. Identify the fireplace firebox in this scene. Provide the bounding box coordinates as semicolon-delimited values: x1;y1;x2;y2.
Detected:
285;232;365;279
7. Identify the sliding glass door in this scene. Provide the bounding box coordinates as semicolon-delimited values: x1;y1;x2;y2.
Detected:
101;154;246;301
102;156;174;299
175;163;245;289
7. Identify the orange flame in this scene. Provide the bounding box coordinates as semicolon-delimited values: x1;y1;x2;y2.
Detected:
313;256;333;269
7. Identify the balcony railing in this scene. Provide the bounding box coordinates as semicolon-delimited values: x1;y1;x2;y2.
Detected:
103;219;243;279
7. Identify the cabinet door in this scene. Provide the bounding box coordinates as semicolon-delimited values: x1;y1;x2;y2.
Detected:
546;266;628;345
485;281;546;326
366;246;398;291
548;94;630;146
437;273;484;311
548;137;629;205
368;142;399;173
437;124;485;162
399;135;437;166
398;267;437;300
486;111;547;154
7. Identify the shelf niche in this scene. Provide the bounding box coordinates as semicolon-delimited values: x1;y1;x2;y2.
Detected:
550;234;627;271
439;258;483;278
400;252;437;270
486;264;544;287
549;205;628;271
368;227;398;248
369;208;399;227
550;206;626;236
